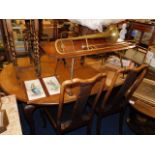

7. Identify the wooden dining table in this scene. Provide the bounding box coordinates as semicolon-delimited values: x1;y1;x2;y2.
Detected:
1;38;135;134
0;54;125;134
1;56;120;102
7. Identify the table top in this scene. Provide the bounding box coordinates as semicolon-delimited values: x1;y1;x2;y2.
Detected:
40;41;57;56
132;78;155;119
0;55;124;106
40;40;136;58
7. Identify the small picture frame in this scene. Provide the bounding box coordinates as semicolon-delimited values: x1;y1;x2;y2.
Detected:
42;76;60;95
24;79;46;101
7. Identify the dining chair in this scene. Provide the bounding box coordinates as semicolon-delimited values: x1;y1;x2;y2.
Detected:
93;64;148;134
43;73;107;134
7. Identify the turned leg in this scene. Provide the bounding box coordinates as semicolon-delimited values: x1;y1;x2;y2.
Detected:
119;110;125;135
54;58;59;76
80;56;85;65
96;117;102;135
24;105;37;134
70;58;75;80
87;121;92;135
40;109;47;128
62;58;66;66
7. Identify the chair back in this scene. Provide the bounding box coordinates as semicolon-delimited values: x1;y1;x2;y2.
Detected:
101;64;148;111
57;73;107;130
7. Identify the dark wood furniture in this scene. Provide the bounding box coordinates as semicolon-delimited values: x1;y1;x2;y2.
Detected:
126;20;155;48
43;73;106;134
127;100;155;135
92;64;148;134
123;21;155;65
0;55;125;134
125;21;155;80
0;20;9;63
127;78;155;134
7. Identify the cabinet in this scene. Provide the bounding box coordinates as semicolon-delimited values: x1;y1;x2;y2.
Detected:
125;21;155;80
126;20;155;48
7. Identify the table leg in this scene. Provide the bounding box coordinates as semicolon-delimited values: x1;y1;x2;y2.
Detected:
80;56;85;65
118;52;124;68
54;58;59;76
101;56;104;65
70;58;75;80
24;104;37;134
67;58;75;96
118;51;125;79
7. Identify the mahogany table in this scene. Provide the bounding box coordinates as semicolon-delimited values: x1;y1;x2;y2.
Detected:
0;55;124;134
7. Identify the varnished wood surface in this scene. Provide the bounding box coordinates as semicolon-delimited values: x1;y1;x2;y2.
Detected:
131;77;155;119
40;41;58;56
127;21;155;46
131;99;155;119
0;55;124;105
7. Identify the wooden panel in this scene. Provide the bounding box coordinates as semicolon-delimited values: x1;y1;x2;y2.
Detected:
131;99;155;119
130;22;154;32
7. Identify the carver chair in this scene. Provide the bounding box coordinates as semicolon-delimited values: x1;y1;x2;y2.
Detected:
93;64;148;134
43;73;107;134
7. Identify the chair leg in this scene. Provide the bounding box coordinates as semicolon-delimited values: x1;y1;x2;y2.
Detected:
96;117;102;135
119;110;125;135
87;121;92;135
40;109;47;128
80;56;85;65
56;130;61;135
62;58;66;66
24;105;37;134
